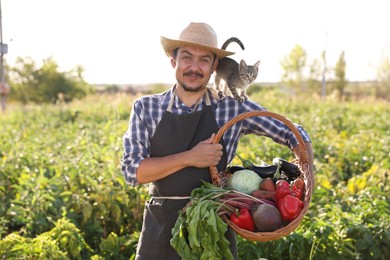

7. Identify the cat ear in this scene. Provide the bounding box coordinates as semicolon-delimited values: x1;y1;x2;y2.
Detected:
254;60;261;69
240;59;247;66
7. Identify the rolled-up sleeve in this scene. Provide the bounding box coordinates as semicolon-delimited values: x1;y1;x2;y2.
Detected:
294;124;311;144
121;100;151;187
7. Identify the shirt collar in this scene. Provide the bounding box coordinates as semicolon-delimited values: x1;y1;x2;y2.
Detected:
160;85;220;111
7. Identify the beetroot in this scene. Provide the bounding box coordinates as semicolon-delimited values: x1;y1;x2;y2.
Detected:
251;203;282;232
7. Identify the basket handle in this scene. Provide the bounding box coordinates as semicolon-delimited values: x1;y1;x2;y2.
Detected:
210;110;309;186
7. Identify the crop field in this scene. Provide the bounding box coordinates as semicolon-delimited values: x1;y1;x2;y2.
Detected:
0;90;389;259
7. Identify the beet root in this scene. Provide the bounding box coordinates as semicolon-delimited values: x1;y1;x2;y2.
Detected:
252;203;282;232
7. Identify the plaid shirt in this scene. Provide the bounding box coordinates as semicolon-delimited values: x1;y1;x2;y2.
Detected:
121;87;311;187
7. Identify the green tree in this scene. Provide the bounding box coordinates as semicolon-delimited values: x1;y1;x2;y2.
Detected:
334;51;347;101
280;44;307;92
307;56;323;94
7;57;93;104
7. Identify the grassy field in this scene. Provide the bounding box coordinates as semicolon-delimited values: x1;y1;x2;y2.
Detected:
0;90;389;259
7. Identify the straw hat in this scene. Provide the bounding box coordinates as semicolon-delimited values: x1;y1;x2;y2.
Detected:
160;22;235;59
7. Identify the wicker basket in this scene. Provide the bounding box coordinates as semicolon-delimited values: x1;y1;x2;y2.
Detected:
209;110;314;242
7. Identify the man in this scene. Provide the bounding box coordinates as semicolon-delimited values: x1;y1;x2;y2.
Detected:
121;22;314;260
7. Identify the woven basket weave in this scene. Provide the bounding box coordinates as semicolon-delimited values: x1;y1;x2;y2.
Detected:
209;110;314;242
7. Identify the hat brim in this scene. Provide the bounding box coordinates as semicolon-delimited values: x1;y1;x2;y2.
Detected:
160;36;234;59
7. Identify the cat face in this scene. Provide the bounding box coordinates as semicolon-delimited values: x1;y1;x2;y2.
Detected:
239;60;260;83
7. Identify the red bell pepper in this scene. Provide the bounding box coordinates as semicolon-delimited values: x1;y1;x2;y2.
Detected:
275;182;291;201
275;179;302;200
276;179;290;188
275;179;305;221
230;208;255;231
292;179;305;200
277;194;304;221
291;184;303;200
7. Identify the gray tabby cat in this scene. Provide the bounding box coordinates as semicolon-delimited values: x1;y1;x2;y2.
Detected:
214;37;260;102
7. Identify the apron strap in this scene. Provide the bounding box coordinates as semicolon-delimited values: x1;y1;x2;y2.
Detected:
167;89;175;112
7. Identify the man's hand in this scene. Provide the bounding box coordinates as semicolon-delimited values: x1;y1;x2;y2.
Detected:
136;133;223;184
187;133;223;168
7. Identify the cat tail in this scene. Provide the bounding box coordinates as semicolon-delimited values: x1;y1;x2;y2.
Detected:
221;37;245;50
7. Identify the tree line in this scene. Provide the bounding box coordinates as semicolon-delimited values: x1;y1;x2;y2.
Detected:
5;57;93;104
4;45;390;104
280;44;389;101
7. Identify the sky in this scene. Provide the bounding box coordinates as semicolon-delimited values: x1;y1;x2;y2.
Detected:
2;0;390;85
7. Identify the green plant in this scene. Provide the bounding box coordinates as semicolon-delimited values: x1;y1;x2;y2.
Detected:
1;91;388;259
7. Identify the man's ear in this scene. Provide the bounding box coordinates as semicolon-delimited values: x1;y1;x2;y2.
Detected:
212;57;219;72
170;57;177;68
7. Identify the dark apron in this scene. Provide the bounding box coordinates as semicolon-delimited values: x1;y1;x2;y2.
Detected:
135;90;237;260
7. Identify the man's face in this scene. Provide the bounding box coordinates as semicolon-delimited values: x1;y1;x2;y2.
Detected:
172;46;217;92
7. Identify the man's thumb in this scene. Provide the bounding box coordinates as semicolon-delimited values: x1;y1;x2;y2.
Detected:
206;133;215;144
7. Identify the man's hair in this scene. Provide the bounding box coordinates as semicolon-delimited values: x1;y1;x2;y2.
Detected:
173;48;179;59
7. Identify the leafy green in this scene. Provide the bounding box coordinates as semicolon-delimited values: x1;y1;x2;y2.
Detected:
170;183;234;260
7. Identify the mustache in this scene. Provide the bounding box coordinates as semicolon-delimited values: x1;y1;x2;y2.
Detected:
183;71;204;78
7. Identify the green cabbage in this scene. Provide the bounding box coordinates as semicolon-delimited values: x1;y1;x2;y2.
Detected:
227;169;262;194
